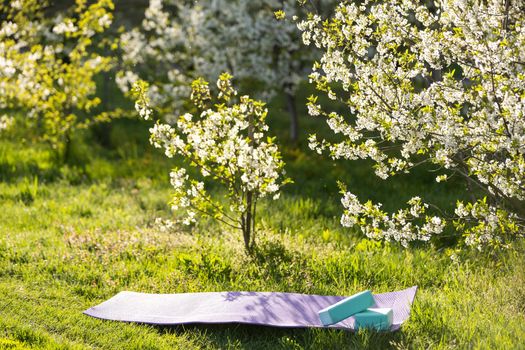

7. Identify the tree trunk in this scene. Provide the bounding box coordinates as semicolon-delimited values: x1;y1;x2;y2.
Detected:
242;108;256;252
62;131;72;165
251;198;257;247
92;71;112;148
503;0;510;31
244;192;253;252
286;92;299;143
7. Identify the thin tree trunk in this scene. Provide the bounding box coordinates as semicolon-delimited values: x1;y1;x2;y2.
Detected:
62;131;71;165
242;109;256;252
245;192;253;252
251;198;257;247
286;92;298;143
503;0;510;31
92;67;112;148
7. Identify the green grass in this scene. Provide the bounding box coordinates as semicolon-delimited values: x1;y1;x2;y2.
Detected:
0;117;524;349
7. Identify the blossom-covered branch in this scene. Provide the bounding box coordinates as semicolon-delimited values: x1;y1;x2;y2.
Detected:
298;0;525;249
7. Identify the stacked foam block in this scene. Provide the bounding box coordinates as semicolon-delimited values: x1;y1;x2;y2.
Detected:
317;290;393;330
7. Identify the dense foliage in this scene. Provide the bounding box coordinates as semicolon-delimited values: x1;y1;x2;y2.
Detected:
1;0;523;252
117;0;336;140
299;0;525;248
0;0;116;159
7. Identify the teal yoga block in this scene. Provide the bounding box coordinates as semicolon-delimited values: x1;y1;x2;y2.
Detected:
318;290;374;326
354;307;393;331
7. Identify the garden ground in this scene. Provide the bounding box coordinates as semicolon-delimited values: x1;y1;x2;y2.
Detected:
0;115;524;349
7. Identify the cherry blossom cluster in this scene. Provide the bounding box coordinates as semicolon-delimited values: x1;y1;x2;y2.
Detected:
298;0;525;249
117;0;335;138
340;188;445;248
133;73;290;251
118;0;310;99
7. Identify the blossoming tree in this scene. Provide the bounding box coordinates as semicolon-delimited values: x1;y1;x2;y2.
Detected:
133;73;290;251
0;0;117;161
118;0;334;141
298;0;525;249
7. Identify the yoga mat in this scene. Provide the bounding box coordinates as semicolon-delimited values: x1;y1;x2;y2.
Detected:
84;286;417;331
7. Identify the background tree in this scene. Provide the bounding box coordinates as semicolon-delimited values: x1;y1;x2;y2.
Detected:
117;0;335;142
298;0;525;249
0;0;117;162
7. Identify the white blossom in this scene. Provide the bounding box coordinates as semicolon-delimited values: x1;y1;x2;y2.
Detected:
132;74;290;250
118;0;336;123
299;0;525;248
52;20;77;35
0;115;14;132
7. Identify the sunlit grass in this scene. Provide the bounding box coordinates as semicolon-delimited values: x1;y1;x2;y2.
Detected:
0;121;524;349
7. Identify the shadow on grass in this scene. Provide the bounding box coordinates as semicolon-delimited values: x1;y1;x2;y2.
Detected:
0;160;60;183
152;322;403;349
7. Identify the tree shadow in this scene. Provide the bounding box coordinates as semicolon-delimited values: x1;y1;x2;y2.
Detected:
151;322;403;349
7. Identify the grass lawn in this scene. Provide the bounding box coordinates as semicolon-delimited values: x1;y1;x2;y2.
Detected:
0;116;524;349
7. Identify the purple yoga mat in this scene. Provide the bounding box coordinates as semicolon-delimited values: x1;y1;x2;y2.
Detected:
84;286;417;331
